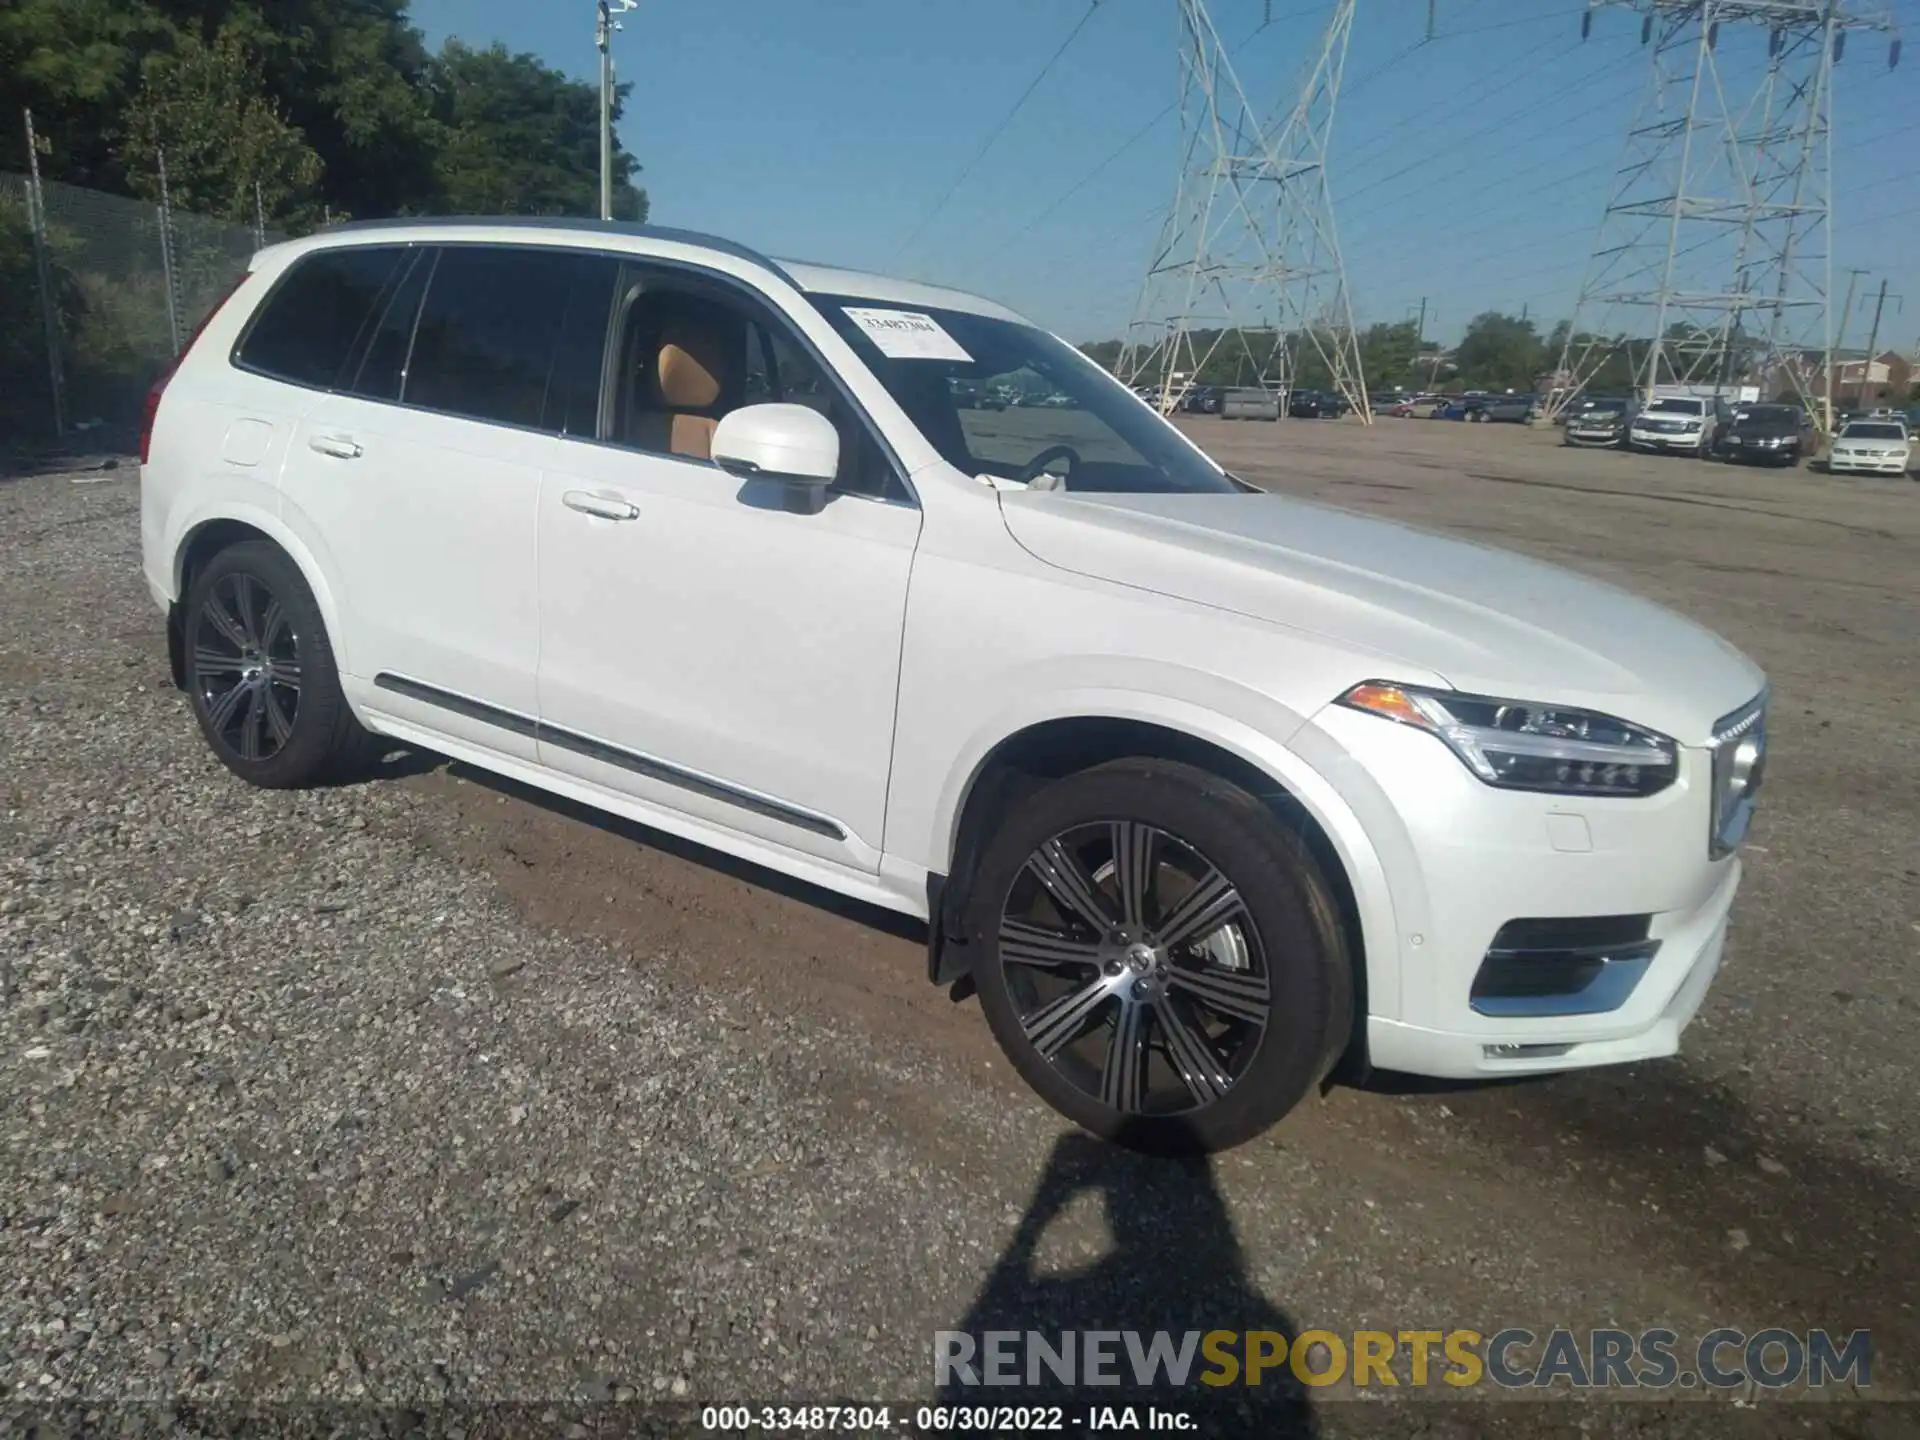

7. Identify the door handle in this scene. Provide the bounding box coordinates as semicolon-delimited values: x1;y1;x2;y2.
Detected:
308;434;362;459
562;490;640;521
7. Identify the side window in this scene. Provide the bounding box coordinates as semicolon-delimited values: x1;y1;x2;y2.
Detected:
610;274;902;500
403;246;581;428
346;249;433;402
544;256;622;438
235;246;407;389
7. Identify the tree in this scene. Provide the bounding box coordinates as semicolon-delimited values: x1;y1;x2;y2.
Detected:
427;40;646;221
1357;320;1422;389
1;0;644;229
120;25;324;227
1453;310;1545;391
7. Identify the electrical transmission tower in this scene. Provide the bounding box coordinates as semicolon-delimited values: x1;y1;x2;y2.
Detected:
1119;0;1372;422
1552;0;1900;420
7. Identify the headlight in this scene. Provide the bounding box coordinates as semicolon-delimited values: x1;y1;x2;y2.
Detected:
1337;682;1678;797
1709;694;1766;857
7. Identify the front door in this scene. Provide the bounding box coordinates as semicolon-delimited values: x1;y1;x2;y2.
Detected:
536;271;919;869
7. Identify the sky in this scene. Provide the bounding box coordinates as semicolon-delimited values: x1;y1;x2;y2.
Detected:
410;0;1920;348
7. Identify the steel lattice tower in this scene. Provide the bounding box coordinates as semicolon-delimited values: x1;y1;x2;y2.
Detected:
1119;0;1372;422
1553;0;1899;419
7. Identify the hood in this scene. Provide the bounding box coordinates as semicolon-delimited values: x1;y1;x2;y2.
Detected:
1570;409;1626;427
999;490;1765;744
1728;418;1800;437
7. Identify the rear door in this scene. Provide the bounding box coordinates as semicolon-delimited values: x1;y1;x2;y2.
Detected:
272;243;615;760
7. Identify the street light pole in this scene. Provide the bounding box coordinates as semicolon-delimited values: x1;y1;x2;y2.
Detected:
596;0;612;221
596;0;639;222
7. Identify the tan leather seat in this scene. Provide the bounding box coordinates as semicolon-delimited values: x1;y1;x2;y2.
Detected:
631;310;736;461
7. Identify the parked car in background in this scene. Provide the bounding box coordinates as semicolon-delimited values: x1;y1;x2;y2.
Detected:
1182;385;1224;414
1288;390;1336;418
1825;419;1912;476
1713;404;1812;467
1219;386;1281;421
1433;397;1477;421
1629;394;1731;457
1388;394;1435;417
1563;398;1636;448
141;217;1769;1153
1471;394;1537;424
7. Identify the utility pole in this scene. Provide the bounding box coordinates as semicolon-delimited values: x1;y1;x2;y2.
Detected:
1833;266;1866;417
1119;0;1372;421
1859;278;1900;409
596;0;639;221
1557;1;1901;419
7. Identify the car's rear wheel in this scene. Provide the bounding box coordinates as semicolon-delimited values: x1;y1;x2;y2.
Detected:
966;760;1349;1154
183;540;371;788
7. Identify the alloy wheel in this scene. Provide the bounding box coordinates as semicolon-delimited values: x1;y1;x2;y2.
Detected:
192;571;302;762
998;821;1271;1116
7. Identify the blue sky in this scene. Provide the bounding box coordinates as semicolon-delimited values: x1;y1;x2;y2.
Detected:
411;0;1918;347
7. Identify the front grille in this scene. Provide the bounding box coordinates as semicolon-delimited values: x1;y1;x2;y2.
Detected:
1470;915;1660;1017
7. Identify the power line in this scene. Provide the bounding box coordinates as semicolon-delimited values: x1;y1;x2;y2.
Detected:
886;1;1105;269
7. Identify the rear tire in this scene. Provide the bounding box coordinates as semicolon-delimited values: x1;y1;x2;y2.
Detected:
182;540;370;788
965;760;1350;1154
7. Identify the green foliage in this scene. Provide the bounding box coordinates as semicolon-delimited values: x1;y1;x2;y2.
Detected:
121;25;324;228
1357;320;1422;389
1;0;647;228
427;40;646;221
1453;311;1546;392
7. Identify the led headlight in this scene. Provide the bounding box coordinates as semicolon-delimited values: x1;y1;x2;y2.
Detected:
1337;682;1678;797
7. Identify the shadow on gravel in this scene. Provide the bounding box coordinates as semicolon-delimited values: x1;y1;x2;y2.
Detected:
939;1129;1316;1436
432;757;928;944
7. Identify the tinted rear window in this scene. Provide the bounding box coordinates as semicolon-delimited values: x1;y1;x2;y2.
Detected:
235;247;408;388
403;246;584;428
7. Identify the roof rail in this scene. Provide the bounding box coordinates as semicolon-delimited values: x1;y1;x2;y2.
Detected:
317;216;792;284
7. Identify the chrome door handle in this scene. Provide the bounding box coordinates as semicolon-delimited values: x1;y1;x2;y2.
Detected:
308;434;362;459
562;490;640;521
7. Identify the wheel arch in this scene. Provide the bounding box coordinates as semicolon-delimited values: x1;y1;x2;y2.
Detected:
167;509;348;690
925;707;1392;1077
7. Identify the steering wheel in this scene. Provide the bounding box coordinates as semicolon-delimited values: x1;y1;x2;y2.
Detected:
1019;444;1082;485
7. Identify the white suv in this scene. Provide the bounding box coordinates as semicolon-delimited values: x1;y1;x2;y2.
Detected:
140;220;1768;1152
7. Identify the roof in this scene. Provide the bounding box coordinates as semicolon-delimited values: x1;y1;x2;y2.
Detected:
279;215;1027;324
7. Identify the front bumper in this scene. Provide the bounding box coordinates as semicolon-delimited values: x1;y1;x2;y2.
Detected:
1564;428;1624;446
1629;429;1705;450
1828;453;1909;474
1367;860;1736;1077
1308;702;1748;1081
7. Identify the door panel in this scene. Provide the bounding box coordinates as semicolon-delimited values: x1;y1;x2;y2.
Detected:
536;442;918;865
280;396;551;759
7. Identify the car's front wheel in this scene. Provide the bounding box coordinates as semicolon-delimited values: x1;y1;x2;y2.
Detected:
966;760;1350;1154
182;539;371;788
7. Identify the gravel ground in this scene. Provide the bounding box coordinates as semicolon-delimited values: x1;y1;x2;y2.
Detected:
1;428;1916;1440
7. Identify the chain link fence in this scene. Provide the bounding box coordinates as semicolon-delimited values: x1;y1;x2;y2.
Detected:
1;171;284;444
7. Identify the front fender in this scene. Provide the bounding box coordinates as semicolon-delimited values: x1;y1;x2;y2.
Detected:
906;667;1408;1023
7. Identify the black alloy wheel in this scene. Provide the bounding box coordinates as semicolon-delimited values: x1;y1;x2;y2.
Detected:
968;760;1349;1154
191;570;302;764
182;540;371;788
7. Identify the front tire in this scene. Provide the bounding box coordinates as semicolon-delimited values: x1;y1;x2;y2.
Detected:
182;540;369;788
965;760;1350;1154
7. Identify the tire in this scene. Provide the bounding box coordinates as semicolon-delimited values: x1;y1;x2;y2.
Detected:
182;539;370;788
964;759;1350;1154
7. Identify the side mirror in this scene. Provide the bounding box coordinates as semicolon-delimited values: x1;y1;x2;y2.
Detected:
712;403;840;514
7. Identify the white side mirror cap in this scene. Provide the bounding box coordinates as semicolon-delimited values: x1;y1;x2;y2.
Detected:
712;403;840;493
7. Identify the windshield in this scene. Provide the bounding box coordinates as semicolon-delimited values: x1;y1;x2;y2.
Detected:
809;296;1239;494
1732;406;1799;426
1842;422;1906;440
1646;398;1705;416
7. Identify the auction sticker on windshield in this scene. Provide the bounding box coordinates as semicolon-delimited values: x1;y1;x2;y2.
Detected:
843;307;973;363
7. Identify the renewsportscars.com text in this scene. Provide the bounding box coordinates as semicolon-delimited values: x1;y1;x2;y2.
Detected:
934;1327;1871;1391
